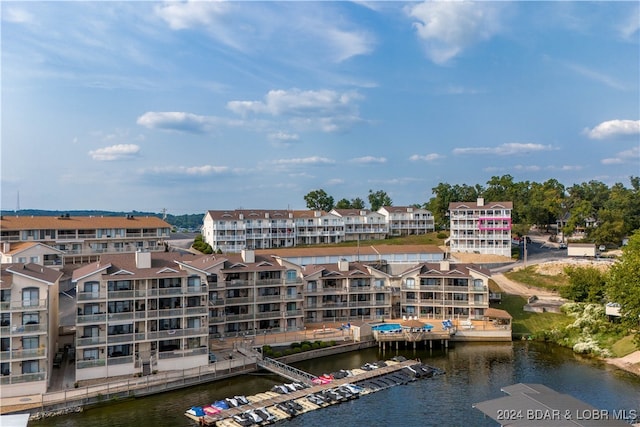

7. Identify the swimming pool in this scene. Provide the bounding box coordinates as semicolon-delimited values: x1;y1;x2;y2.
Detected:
372;323;402;332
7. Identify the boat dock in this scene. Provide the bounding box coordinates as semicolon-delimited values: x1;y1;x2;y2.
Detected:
375;329;453;351
186;358;442;426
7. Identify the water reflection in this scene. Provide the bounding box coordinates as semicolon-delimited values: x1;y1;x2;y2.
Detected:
32;342;640;427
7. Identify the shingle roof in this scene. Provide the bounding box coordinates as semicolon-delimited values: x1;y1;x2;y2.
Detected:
206;210;293;220
0;215;171;231
4;263;63;285
257;244;443;258
449;201;513;209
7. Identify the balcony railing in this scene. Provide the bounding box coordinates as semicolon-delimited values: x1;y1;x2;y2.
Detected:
77;313;107;324
77;336;107;347
0;323;48;336
225;297;251;305
158;346;207;360
107;333;134;344
0;348;46;361
77;358;106;369
146;327;208;340
0;372;46;385
0;299;47;311
107;312;134;322
107;355;134;365
77;292;106;301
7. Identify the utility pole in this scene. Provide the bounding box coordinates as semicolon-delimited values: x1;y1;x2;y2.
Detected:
523;235;527;268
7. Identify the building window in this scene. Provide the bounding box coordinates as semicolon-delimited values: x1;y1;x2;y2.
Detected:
84;281;100;296
22;360;39;374
22;312;39;325
83;348;99;361
286;270;297;283
22;336;39;349
187;276;201;290
22;288;39;307
405;278;416;289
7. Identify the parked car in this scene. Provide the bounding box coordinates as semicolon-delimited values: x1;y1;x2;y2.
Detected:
599;245;606;252
559;243;567;249
209;352;217;363
53;351;64;368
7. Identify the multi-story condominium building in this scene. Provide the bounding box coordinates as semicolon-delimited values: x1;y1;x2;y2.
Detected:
329;209;388;241
302;260;392;324
398;260;490;320
292;210;344;246
191;250;305;338
1;242;64;269
0;263;62;398
449;198;513;257
0;215;171;265
377;206;435;237
202;210;296;253
71;251;210;381
202;207;436;253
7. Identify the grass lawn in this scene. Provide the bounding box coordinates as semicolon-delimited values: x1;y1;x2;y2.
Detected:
610;335;639;358
504;266;568;292
298;232;446;248
493;294;572;336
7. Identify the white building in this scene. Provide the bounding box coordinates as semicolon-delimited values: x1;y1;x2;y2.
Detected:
72;251;210;381
0;263;62;398
292;210;344;246
202;210;296;253
329;209;388;241
449;198;513;257
377;206;435;237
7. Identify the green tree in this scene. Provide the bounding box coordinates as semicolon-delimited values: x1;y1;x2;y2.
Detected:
334;197;366;209
606;230;640;346
303;189;334;211
368;189;392;211
335;198;352;209
350;197;366;209
560;266;607;302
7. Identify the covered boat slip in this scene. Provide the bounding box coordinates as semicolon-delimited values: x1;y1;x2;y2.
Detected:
473;383;633;427
186;358;438;426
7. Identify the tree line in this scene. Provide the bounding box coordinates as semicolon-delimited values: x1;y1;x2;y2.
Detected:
304;175;640;246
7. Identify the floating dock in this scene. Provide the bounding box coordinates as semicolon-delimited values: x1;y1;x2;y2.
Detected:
185;358;443;426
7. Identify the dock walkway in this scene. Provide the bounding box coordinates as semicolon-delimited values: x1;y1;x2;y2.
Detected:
190;359;428;426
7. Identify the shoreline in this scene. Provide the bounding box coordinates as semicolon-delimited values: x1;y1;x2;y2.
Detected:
605;351;640;377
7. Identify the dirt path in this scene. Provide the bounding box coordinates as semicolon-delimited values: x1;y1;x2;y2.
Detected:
491;273;563;300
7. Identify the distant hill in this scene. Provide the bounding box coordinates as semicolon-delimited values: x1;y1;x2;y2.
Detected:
0;209;204;232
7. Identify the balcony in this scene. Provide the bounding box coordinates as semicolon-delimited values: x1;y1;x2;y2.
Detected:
147;327;208;340
158;346;207;360
0;299;47;311
0;323;48;336
77;336;107;347
225;297;251;305
224;313;254;322
0;348;46;361
77;358;106;369
107;312;134;322
77;313;107;324
107;333;134;344
107;355;134;365
77;292;106;301
0;372;46;385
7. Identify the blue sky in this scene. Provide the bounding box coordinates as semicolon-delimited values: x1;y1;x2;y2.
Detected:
2;1;639;215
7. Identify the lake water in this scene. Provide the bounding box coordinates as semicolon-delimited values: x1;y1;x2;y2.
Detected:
31;342;640;427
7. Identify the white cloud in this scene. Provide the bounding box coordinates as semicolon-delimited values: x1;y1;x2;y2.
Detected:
273;157;335;166
136;112;222;133
155;1;229;30
565;62;625;90
619;5;640;39
350;156;387;164
406;1;505;64
89;144;140;161
327;178;345;185
142;165;230;176
453;143;554;156
410;153;443;162
325;28;375;62
3;7;33;24
585;119;640;139
228;89;361;117
601;146;640;165
268;131;300;142
513;164;541;172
